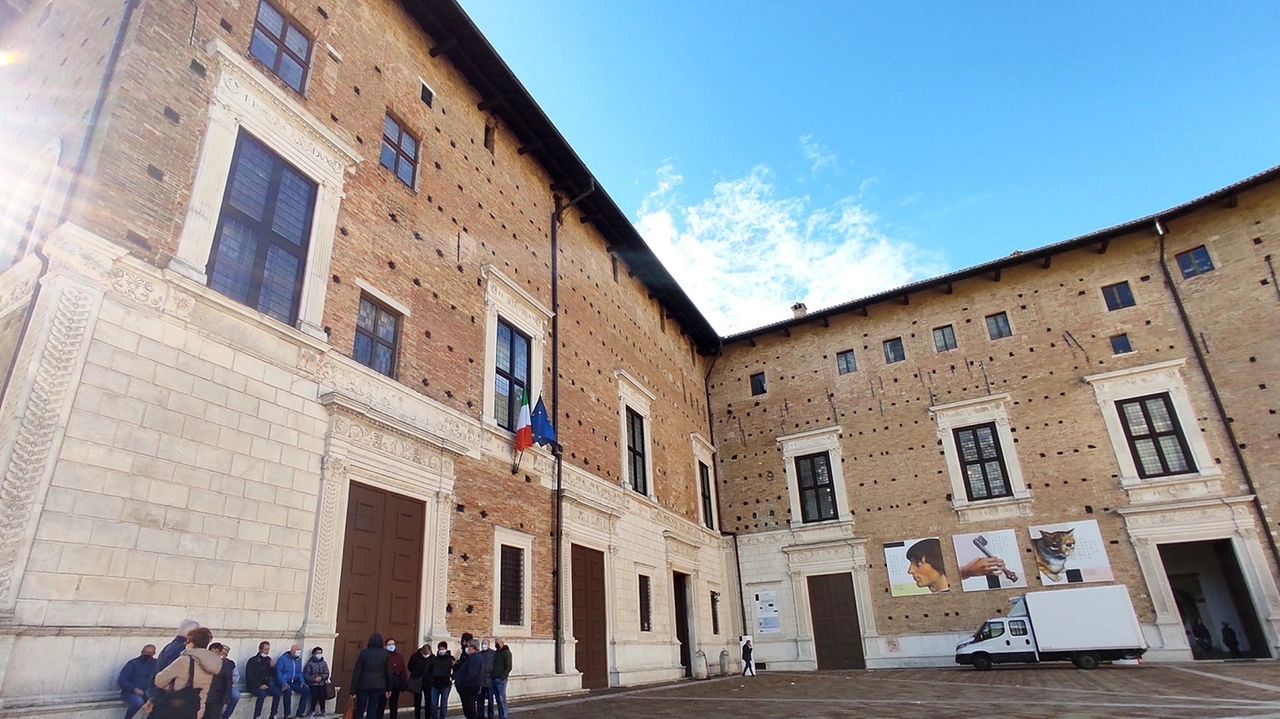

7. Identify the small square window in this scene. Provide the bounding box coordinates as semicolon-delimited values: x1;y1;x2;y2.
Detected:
883;337;905;364
1175;246;1215;278
354;296;399;377
1102;281;1136;311
380;114;418;188
985;312;1012;340
249;1;312;94
933;325;957;352
1110;333;1132;355
420;81;434;108
750;372;767;395
836;350;857;375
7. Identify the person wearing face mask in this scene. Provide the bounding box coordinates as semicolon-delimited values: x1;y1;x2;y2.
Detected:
489;639;511;719
474;641;495;719
451;640;484;719
246;641;282;719
277;644;307;719
215;645;240;719
303;646;330;717
117;644;157;719
406;644;431;719
204;643;232;719
423;642;454;719
377;637;410;719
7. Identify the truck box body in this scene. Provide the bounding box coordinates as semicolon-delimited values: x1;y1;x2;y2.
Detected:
1022;585;1145;652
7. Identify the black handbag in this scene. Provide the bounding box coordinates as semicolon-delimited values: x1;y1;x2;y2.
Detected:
150;655;203;719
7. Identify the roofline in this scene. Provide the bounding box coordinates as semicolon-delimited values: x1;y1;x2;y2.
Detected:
723;163;1280;345
402;0;722;355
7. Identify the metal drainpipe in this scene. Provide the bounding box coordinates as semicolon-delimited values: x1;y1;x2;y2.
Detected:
549;180;592;675
0;0;137;407
1155;219;1280;572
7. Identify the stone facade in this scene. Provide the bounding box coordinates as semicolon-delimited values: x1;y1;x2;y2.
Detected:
0;1;735;716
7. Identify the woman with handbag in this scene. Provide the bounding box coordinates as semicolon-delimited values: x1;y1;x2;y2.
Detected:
303;646;330;717
152;627;223;719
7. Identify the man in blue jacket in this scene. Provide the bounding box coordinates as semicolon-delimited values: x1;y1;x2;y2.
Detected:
116;644;156;719
276;643;307;718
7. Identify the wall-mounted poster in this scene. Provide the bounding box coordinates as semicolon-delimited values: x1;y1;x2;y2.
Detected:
1027;519;1114;585
754;590;780;633
884;537;950;596
952;529;1028;592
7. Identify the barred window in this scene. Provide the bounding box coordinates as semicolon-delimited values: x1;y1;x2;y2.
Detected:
208;132;316;326
1117;393;1194;478
627;408;647;495
493;319;530;431
249;1;311;93
498;545;524;626
795;452;838;523
354;296;399;377
953;423;1012;501
710;592;721;635
638;574;652;632
985;312;1012;340
933;325;957;352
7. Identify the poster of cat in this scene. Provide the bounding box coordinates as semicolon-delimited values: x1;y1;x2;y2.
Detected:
884;537;950;596
952;529;1028;592
1027;519;1114;585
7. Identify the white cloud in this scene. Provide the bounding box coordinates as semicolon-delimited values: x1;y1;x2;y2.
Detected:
635;162;944;335
799;134;837;173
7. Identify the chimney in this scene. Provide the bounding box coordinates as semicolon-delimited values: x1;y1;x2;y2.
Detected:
791;302;807;318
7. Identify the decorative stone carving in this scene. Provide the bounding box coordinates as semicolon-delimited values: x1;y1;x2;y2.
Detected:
330;415;455;475
0;286;94;608
109;267;166;310
309;456;348;622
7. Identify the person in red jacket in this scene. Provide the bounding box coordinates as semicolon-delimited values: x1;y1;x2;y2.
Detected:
377;637;411;719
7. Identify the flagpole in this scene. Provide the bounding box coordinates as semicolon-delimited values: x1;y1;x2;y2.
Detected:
550;180;593;676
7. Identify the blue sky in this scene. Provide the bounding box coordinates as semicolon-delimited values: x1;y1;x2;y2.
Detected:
458;1;1280;334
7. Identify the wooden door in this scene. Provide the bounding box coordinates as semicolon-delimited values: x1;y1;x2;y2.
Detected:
673;572;691;677
571;544;608;689
807;573;865;670
334;483;425;704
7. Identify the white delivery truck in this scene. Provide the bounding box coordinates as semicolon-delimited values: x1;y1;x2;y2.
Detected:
955;584;1147;670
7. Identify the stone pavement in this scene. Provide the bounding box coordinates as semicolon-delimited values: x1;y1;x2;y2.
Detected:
512;663;1280;718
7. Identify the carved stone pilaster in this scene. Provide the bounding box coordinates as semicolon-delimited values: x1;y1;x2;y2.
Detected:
305;456;349;631
0;284;98;612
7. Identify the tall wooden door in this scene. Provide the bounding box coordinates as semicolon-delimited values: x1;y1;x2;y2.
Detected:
334;483;425;704
673;572;691;677
571;544;608;689
807;573;865;670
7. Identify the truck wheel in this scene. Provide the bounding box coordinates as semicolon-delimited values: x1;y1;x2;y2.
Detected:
1073;652;1100;670
972;654;992;671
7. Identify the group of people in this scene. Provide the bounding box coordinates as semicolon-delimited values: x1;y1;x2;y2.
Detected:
349;632;512;719
1191;617;1245;659
117;621;512;719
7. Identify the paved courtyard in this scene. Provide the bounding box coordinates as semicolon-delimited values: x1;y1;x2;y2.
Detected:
513;663;1280;718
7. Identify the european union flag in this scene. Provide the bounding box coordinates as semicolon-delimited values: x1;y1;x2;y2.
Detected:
530;396;559;451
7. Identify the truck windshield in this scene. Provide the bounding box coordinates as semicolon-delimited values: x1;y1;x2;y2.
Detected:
977;622;1005;641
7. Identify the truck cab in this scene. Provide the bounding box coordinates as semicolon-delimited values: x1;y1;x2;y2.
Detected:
957;613;1038;669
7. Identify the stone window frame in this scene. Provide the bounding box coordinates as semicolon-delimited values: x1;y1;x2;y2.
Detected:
933;324;958;352
1084;358;1220;488
883;337;905;364
616;369;656;501
777;426;852;528
836;349;856;375
1175;245;1216;279
170;39;360;341
1101;280;1137;311
985;311;1012;340
930;393;1032;522
692;432;717;531
491;525;533;637
638;572;653;632
481;264;551;436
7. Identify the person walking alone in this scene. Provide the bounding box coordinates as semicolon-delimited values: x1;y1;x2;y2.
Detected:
741;640;755;676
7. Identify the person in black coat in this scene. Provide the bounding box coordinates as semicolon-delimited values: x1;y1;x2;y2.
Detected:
203;643;233;719
246;641;282;719
452;640;484;719
351;632;391;719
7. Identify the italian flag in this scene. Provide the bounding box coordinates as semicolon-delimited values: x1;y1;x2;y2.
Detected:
514;387;533;451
